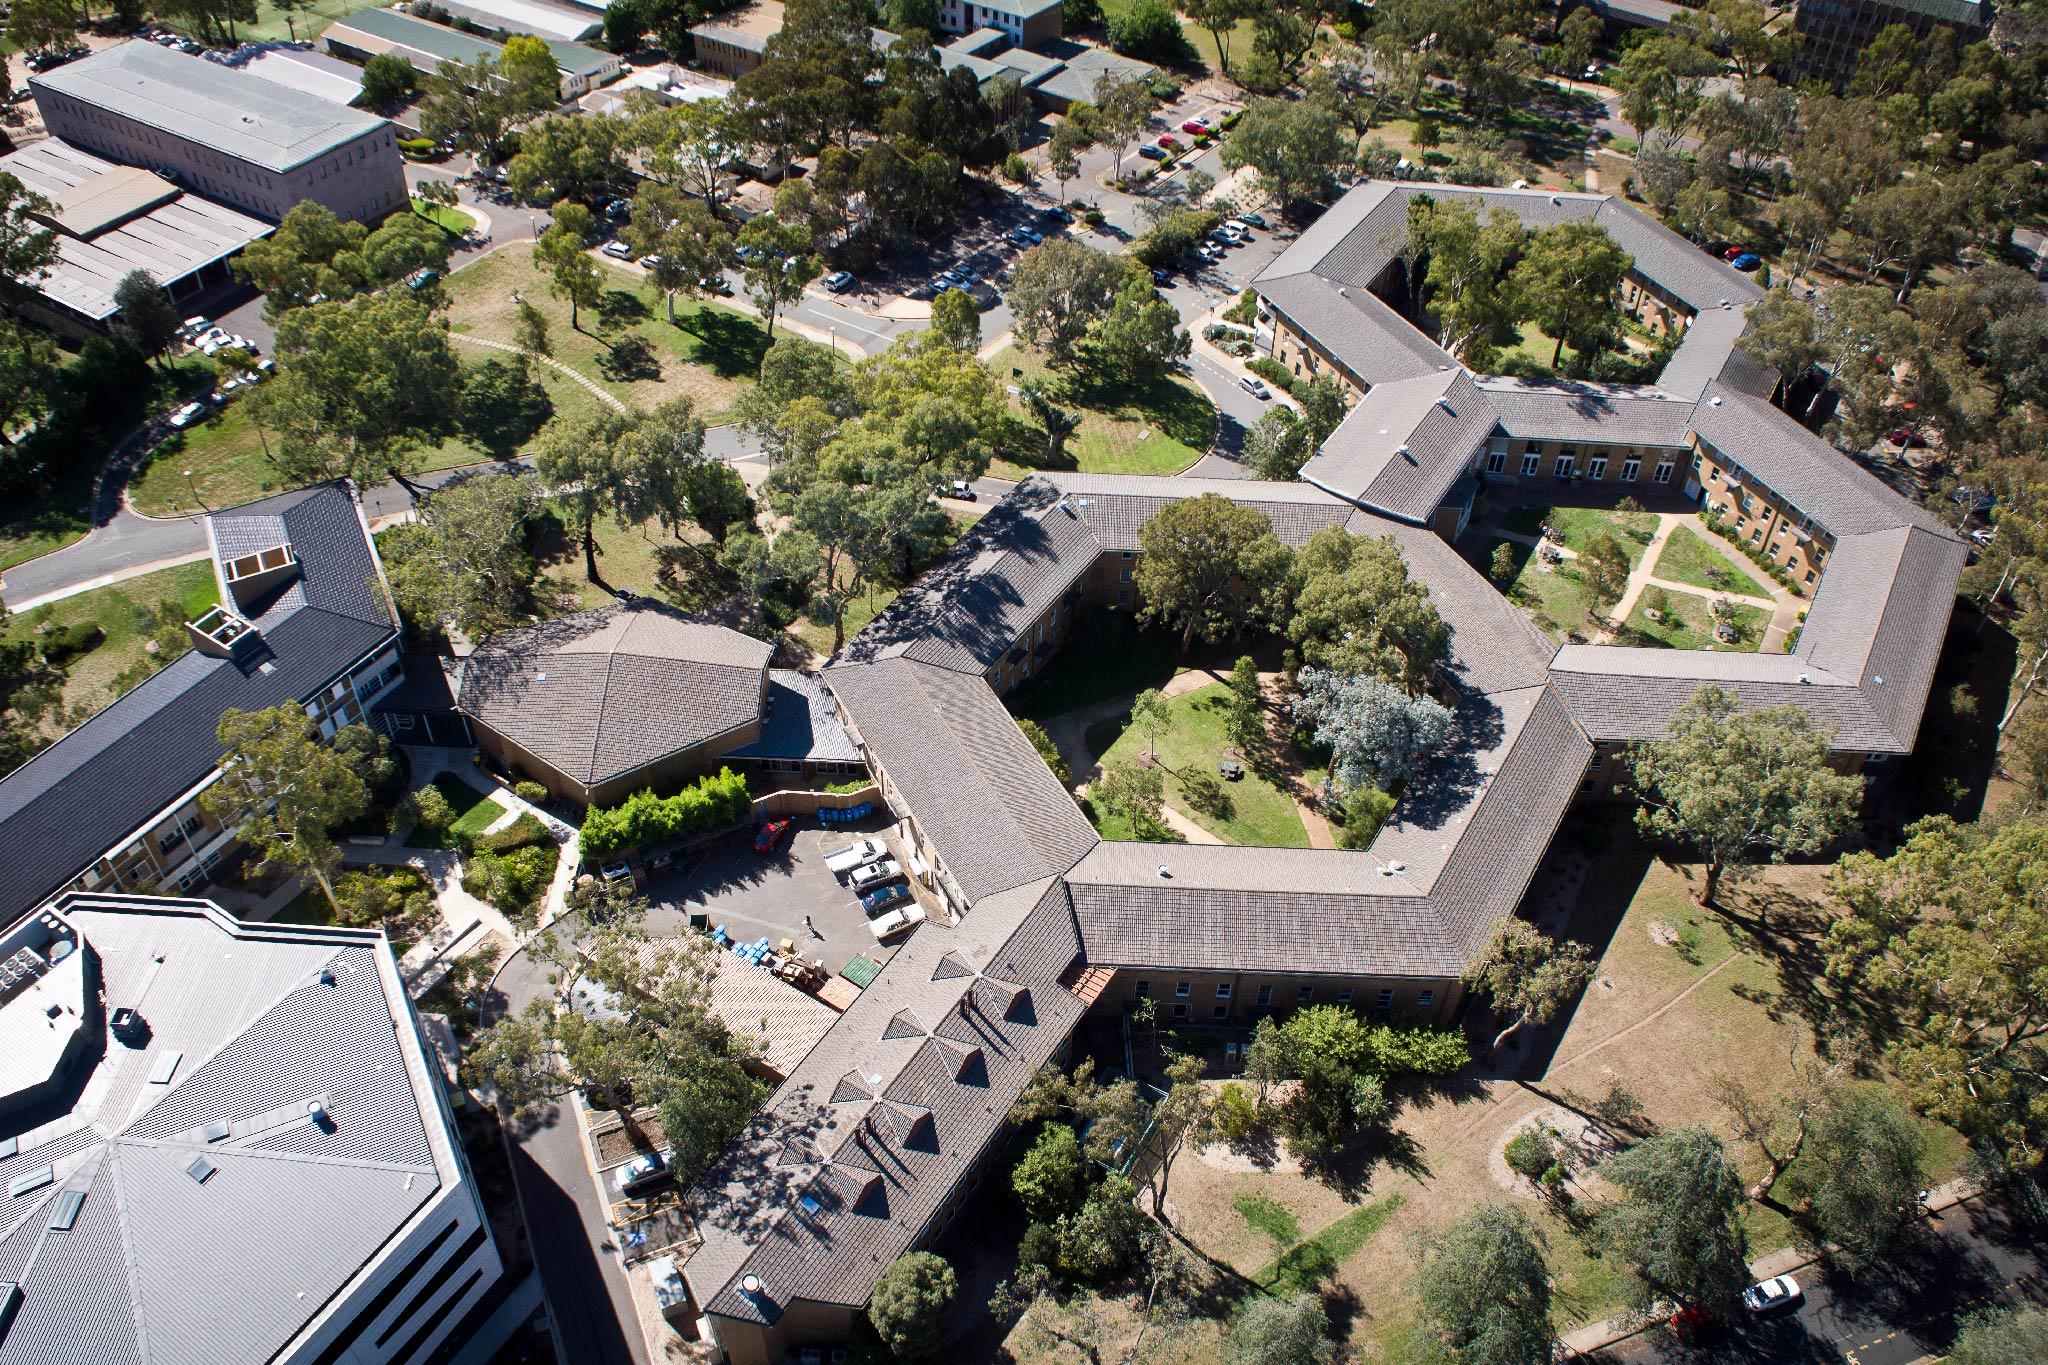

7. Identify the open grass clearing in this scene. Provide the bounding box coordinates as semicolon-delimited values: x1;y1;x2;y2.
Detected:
1089;679;1309;847
411;198;475;236
987;344;1213;480
1625;588;1769;652
1480;535;1608;641
1500;502;1659;565
3;560;219;739
407;774;501;850
443;242;766;423
1651;522;1774;596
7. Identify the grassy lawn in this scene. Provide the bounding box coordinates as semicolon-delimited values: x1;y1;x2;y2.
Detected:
1626;589;1770;652
1249;1194;1403;1296
1500;503;1659;566
1008;609;1181;722
1090;680;1309;847
1481;536;1607;641
1096;0;1237;78
2;560;219;735
173;0;386;44
1651;523;1774;597
411;198;475;235
443;242;766;423
987;345;1213;479
408;775;502;850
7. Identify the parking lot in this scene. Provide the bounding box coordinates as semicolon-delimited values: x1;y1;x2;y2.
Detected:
642;818;913;975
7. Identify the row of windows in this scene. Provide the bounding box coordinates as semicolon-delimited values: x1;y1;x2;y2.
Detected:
1133;979;1435;1013
1492;449;1673;484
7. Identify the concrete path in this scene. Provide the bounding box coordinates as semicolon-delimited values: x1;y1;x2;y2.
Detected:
449;332;630;415
1587;513;1799;653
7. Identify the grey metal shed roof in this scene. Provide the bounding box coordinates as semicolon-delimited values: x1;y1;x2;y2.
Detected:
31;41;390;174
729;670;861;764
0;895;460;1365
0;486;396;924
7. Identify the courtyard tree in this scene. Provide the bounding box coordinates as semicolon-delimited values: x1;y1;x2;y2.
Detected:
1294;668;1453;794
868;1252;955;1364
1130;687;1170;763
1490;541;1519;585
1007;238;1125;369
1627;685;1862;908
1224;1293;1337;1365
1136;494;1294;655
1782;1087;1925;1264
1405;196;1527;364
1705;1045;1854;1205
1580;532;1633;616
1823;811;2048;1166
204;703;370;909
1220;95;1350;212
1289;526;1450;692
1466;919;1597;1052
534;408;635;582
926;287;980;352
1246;408;1312;481
1411;1202;1556;1365
627;183;731;325
111;271;181;369
1083;267;1189;382
612;395;710;537
1018;381;1082;466
1510;222;1634;369
534;222;604;331
1226;655;1264;754
735;211;822;347
1012;1122;1086;1222
1093;760;1173;840
1017;717;1072;786
1949;1308;2048;1365
1591;1124;1750;1317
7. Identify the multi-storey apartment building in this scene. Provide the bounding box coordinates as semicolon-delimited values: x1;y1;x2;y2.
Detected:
1791;0;1989;84
30;41;407;223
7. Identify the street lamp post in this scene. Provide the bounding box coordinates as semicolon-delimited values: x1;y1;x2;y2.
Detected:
184;469;207;514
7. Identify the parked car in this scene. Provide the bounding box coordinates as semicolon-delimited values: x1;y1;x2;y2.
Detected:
868;901;926;940
1157;133;1179;148
612;1150;673;1197
639;254;664;270
1137;145;1168;162
1238;212;1267;229
821;270;856;293
849;858;904;893
1179;118;1209;135
1239;375;1271;400
946;479;976;501
860;879;914;916
1041;205;1072;223
1741;1275;1802;1314
168;402;206;430
181;315;211;338
825;838;888;876
1721;245;1747;261
1886;426;1923;448
601;240;634;259
1731;253;1762;272
1968;525;1996;545
1668;1306;1717;1342
754;817;793;854
1152;268;1173;286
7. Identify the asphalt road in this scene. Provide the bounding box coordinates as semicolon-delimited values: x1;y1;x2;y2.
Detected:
1589;1192;2047;1365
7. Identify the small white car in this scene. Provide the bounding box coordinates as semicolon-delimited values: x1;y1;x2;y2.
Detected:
1741;1274;1802;1314
168;402;206;429
612;1150;672;1196
867;902;927;940
825;838;887;877
601;239;634;259
849;858;903;894
1239;375;1271;400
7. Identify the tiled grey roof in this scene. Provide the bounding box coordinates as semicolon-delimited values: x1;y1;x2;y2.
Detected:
1255;272;1454;386
706;948;842;1077
0;895;462;1365
458;602;772;787
1545;646;1899;750
0;485;395;923
1655;303;1756;401
1592;198;1765;313
824;660;1098;904
1301;370;1496;523
1475;377;1696;448
1355;513;1556;696
729;670;861;764
1041;472;1357;550
683;877;1083;1321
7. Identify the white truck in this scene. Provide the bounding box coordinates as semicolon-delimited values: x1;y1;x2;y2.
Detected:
824;838;887;878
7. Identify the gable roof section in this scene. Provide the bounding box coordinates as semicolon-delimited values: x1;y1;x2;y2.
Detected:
1475;376;1696;448
1300;369;1496;523
824;659;1098;904
456;602;772;788
0;485;394;924
1253;272;1454;386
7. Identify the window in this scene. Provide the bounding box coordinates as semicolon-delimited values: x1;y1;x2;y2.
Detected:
1216;983;1232;999
1588;456;1607;480
1172;1003;1189;1021
1335;988;1354;1004
1805;569;1816;584
1133;980;1149;998
1486;449;1507;474
1418;989;1436;1007
1520;453;1540;477
1654;461;1674;484
1255;984;1273;1008
1375;988;1395;1012
1296;985;1314;1005
1621;458;1641;482
1752;525;1765;543
1174;981;1191;998
1212;1005;1229;1021
1119;566;1133;583
1740;491;1756;515
1554;455;1574;478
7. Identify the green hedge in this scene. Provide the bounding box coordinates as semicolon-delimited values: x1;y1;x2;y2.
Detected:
40;622;104;663
1246;356;1295;393
1700;511;1805;597
474;811;551;853
580;767;751;860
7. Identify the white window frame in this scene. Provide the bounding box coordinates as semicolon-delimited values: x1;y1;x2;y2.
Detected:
1621;458;1641;482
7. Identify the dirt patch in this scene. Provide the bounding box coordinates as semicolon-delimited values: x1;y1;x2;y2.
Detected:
1484;1106;1622;1203
1647;919;1681;948
1194;1138;1304;1176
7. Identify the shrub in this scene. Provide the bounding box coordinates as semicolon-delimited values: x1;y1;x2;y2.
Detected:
396;137;437;158
513;780;550;804
1335;786;1395;850
475;811;551;853
1223;289;1259;326
824;777;874;794
1012;1123;1085;1222
1213;1081;1260;1143
406;784;457;841
1246;356;1295;393
580;767;752;859
1003;152;1031;183
462;843;557;919
40;621;103;663
1504;1122;1567;1182
332;867;436;934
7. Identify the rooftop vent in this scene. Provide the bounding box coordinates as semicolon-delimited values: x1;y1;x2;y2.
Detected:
1708;396;1723;406
7;1167;52;1199
318;968;336;987
307;1099;332;1132
1873;675;1884;686
1059;498;1076;517
185;605;264;663
1797;673;1812;685
1550;195;1562;205
740;1274;765;1298
184;1155;216;1185
109;1007;149;1047
1435;396;1452;411
1155;864;1171;880
221;542;299;612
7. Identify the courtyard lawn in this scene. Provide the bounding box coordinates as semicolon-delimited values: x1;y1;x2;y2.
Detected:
409;775;502;850
987;345;1214;480
411;197;475;236
1482;536;1609;641
1651;522;1775;596
1626;589;1769;652
1089;680;1310;847
1500;502;1659;566
442;242;767;423
2;560;219;735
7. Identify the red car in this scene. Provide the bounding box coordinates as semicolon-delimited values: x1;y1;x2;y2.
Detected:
1721;245;1747;261
1179;118;1209;135
1668;1306;1718;1342
1157;133;1178;148
754;818;793;854
1886;426;1923;448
